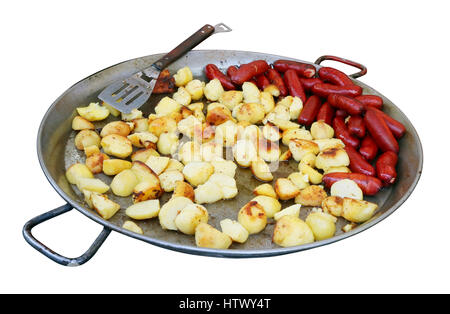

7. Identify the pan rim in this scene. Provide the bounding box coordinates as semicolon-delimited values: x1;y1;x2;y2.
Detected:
36;49;423;258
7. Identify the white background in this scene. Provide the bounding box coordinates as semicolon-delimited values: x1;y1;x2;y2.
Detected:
1;0;448;293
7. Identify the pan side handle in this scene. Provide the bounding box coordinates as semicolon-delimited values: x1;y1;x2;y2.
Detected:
315;55;367;79
22;204;111;267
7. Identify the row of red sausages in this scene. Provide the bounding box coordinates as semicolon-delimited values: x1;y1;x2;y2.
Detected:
204;59;405;195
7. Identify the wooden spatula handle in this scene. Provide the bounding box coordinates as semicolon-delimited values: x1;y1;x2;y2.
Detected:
152;24;216;71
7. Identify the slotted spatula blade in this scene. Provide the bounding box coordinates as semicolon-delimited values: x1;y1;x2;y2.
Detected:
98;23;232;113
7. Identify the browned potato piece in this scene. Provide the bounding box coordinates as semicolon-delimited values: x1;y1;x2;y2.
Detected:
289;139;319;162
127;132;158;148
130;161;160;185
342;198;378;223
101;134;133;158
86;153;109;174
100;121;131;137
102;159;132;176
238;201;267;234
262;123;281;142
315;148;350;170
173;181;195;202
72;116;94;130
275;178;301;200
84;145;100;157
321;196;344;217
148;116;177;137
251;158;273;182
273;216;314;247
206;106;233;126
279;150;292;161
234;103;265;124
258;139;281;162
195;223;232;249
74;130;101;150
90;193;120;220
132;118;149;133
132;180;163;203
131;148;160;162
295;185;327;206
253;183;277;199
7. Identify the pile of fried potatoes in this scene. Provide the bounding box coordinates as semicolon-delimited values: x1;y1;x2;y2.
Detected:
67;66;378;249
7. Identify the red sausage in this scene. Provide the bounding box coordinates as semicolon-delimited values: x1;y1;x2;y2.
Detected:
344;145;376;176
370;107;406;139
266;68;288;96
347;115;366;138
355;95;383;109
205;64;235;91
359;135;378;161
316;102;335;125
273;59;316;78
332;116;360;148
376;151;398;185
229;60;270;85
299;78;323;91
318;67;354;86
227;65;238;78
298;95;322;126
255;74;270;90
364;107;399;153
284;69;306;102
328;94;364;115
335;109;348;119
323;173;383;196
312;83;362;98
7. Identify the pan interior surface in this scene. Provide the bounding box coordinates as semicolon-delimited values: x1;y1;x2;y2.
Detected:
38;50;422;256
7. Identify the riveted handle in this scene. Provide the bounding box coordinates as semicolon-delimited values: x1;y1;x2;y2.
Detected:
23;204;111;266
315;55;367;79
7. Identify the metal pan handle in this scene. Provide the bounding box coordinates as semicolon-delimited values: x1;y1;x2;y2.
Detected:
314;55;367;79
22;204;111;266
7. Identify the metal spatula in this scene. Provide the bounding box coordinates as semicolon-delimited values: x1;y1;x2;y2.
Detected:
98;23;232;113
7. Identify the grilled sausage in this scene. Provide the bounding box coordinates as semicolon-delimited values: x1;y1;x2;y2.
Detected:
318;67;354;86
364;107;399;153
328;94;364;115
284;69;306;102
316;102;335;125
255;74;271;90
298;95;322;126
229;60;270;85
376;151;398;185
312;83;362;98
332;116;360;148
205;64;235;90
299;77;323;91
344;145;376;176
370;107;406;139
323;173;383;196
273;59;316;78
359;135;378;161
355;95;383;110
266;68;288;96
347;115;366;138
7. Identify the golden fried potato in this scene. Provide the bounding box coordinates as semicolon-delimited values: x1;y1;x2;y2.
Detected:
315;148;350;170
251;195;281;218
330;179;363;200
110;169;139;197
289;97;303;120
178;141;202;164
130;161;160;184
295;185;327;206
220;219;249;244
299;152;316;168
273;215;314;247
72;116;94;130
127;132;158;148
215;120;238;147
279;150;292;161
145;156;170;175
264;84;280;97
101;134;133;158
306;211;337;241
251;157;273;182
132;118;149;133
289;139;319;162
131;148;160;162
204;78;224;101
219;90;243;111
148;116;177;137
253;183;277;199
102;159;132;176
100;121;131;138
311;121;334;140
173;86;191;107
158;196;193;230
90;193;120;220
122;221;143;234
182;161;214;187
258;139;281;163
121;109;143;121
174;66;193;86
159;170;184;192
195;223;232;249
66;163;94;185
242;82;261;103
200;141;223;162
194;181;223;204
206;105;233;126
282;128;313;146
211;159;237;178
178;115;201;138
323;166;351;175
273;204;301;221
342;198;378;223
262;123;281;142
288;172;310;190
267;117;300;131
76;102;109;121
102;102;120;117
234;103;265;124
132;180;163;203
77;178;109;193
206;173;238;199
298;163;323;184
74;130;100;150
125;199;160;220
155;96;181;116
175;204;209;235
185;79;205;100
260;91;275;113
157;132;179;156
173;181;195;202
238;201;267;234
233;139;258;168
321;196;344;217
313;139;345;152
165;159;184;172
275;178;301;200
